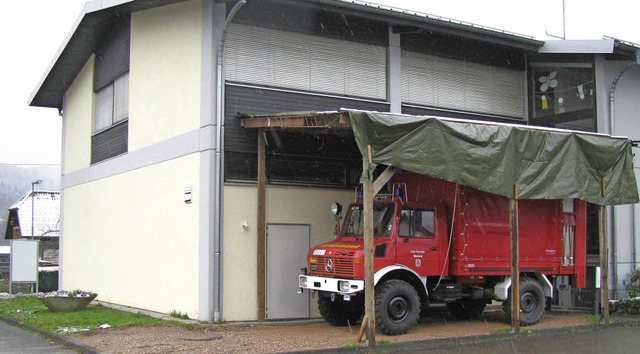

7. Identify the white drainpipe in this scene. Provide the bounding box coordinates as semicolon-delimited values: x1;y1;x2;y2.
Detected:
213;0;246;323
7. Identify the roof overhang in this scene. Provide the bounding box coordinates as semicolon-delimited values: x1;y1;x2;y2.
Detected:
29;0;187;109
308;0;542;51
29;0;543;110
539;37;640;61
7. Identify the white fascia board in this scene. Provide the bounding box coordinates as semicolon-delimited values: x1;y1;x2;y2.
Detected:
539;39;615;54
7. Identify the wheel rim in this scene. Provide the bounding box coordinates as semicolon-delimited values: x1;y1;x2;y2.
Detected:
388;296;410;322
520;292;538;313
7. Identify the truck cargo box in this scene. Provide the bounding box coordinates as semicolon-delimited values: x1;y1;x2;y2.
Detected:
393;173;586;287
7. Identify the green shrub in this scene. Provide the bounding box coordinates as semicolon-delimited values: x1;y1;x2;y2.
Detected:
618;268;640;315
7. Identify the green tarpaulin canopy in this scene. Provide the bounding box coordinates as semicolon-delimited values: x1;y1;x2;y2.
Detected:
348;110;638;206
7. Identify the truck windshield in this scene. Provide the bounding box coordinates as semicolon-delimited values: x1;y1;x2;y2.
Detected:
342;203;395;237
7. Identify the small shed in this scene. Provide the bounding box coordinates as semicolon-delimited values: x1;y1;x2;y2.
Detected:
4;191;60;266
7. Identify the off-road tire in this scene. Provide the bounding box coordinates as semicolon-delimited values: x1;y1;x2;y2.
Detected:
502;277;546;326
375;279;420;335
447;299;487;320
318;296;363;326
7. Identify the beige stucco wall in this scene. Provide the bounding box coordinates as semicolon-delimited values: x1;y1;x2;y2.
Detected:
129;0;202;151
61;154;201;317
62;55;94;174
222;184;353;321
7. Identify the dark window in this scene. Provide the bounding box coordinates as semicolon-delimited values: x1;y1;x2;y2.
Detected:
529;64;595;132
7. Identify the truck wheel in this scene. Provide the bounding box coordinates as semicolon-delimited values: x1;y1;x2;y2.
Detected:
502;278;546;326
375;279;420;335
447;299;486;320
318;296;363;326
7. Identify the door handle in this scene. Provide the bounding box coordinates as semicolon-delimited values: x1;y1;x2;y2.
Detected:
429;247;438;251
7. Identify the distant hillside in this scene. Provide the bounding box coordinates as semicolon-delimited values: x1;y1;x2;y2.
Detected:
0;164;61;245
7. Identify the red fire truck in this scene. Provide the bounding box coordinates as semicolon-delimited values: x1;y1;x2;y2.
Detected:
298;172;586;335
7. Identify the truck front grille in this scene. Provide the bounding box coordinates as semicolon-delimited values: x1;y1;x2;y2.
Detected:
310;253;355;277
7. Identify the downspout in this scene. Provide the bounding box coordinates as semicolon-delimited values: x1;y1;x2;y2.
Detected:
213;0;246;323
608;49;640;299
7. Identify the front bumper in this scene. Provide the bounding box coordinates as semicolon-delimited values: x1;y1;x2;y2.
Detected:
298;275;364;294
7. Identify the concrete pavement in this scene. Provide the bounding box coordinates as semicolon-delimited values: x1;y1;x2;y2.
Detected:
0;318;97;354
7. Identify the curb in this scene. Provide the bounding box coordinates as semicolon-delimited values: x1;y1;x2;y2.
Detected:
289;317;640;353
0;316;101;354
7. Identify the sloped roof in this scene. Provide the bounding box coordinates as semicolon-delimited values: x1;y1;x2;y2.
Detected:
29;0;542;109
9;191;60;238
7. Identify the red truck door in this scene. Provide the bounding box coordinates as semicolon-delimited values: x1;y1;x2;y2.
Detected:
396;206;441;276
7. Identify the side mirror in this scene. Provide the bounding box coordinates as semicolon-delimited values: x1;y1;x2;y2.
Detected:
330;202;342;217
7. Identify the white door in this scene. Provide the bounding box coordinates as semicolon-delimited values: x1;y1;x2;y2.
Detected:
266;224;310;319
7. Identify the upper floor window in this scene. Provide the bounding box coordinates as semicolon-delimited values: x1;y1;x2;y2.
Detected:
91;16;130;164
95;72;129;132
529;63;595;131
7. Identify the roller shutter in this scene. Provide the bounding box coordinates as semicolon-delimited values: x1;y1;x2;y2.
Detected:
402;51;524;118
226;24;387;100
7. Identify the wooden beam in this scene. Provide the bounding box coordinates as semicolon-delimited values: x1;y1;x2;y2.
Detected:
372;166;399;196
510;185;520;333
257;130;267;321
240;112;351;130
362;150;376;346
599;204;609;324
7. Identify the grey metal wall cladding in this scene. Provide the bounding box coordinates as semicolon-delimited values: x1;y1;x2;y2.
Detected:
232;0;388;46
91;121;129;164
94;15;131;92
224;84;389;153
401;32;526;71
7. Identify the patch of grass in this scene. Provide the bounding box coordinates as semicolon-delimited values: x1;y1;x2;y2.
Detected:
491;327;512;335
169;310;189;319
585;314;601;325
0;296;165;334
343;342;360;348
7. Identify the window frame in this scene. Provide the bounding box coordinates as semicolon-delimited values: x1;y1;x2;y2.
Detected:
93;72;129;135
399;207;436;238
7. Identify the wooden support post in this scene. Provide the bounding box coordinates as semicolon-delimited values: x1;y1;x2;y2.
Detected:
599;204;610;324
257;130;267;321
361;147;376;346
510;185;520;334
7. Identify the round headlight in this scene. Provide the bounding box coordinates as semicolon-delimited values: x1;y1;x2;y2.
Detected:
331;202;342;216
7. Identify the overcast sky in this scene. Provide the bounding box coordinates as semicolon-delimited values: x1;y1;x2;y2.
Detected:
0;0;638;166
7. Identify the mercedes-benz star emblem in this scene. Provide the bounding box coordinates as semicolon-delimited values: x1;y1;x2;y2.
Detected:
325;258;333;273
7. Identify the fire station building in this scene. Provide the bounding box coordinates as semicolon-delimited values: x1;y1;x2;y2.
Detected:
29;0;640;322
